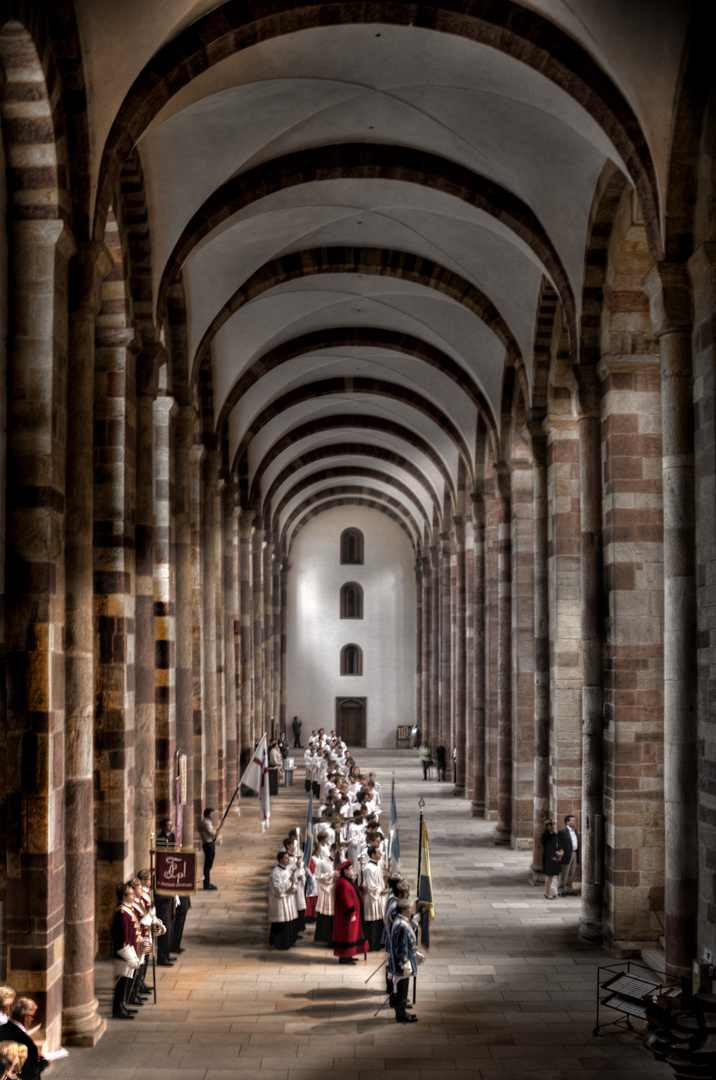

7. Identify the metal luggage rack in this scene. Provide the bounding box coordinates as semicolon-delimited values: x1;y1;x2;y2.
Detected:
594;960;679;1036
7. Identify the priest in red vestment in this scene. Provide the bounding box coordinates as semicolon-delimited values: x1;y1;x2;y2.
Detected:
332;860;369;964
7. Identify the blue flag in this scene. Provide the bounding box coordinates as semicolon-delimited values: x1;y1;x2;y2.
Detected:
389;780;400;874
418;818;435;950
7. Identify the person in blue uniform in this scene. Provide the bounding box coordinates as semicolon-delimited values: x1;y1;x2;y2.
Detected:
387;897;424;1023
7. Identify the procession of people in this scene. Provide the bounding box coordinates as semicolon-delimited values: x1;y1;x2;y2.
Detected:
267;728;428;1023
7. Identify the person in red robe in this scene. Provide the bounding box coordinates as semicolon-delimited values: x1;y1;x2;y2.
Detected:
332;860;368;965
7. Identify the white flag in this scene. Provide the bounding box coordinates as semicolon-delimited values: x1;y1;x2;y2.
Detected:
259;737;271;832
240;734;267;794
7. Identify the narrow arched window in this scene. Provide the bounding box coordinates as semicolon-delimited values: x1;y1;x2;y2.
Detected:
340;528;364;564
340;582;363;619
341;644;363;676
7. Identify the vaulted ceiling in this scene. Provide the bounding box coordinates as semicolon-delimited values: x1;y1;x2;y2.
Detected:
74;0;692;551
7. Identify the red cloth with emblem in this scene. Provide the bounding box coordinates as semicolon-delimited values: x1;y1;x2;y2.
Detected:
332;874;368;958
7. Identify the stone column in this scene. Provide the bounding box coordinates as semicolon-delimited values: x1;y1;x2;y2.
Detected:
453;517;466;796
222;482;239;798
201;450;219;809
420;555;431;743
174;407;196;847
439;532;451;746
239;511;253;770
63;239;109;1047
644;262;697;977
471;494;487;817
415;558;423;736
190;444;205;827
575;366;604;941
429;542;440;749
495;466;512;844
273;549;282;731
133;346;160;868
528;421;550;878
154;394;177;818
263;536;274;736
464;507;475;801
214;479;227;811
252;520;265;739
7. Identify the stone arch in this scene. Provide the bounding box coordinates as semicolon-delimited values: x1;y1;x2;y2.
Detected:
531;279;561;419
159;143;575;353
261;446;440;522
117;148;156;344
248;417;455;513
215;326;495;438
0;19;61;222
275;467;430;533
283;484;421;542
94;0;660;259
232;377;473;486
191;245;521;381
286;496;417;559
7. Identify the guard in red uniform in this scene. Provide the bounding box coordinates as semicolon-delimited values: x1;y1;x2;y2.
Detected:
111;882;141;1019
331;860;368;965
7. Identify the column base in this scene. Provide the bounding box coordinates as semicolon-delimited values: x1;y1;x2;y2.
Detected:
470;800;485;818
62;999;107;1047
494;827;511;846
453;784;465;797
578;917;603;944
528;868;545;885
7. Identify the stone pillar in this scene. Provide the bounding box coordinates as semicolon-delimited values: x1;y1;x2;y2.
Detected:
464;507;475;801
93;321;138;944
201;450;219;809
575;366;604;941
174;407;196;847
429;542;440;749
190;444;205;829
689;243;716;958
279;556;289;734
263;536;274;736
63;240;108;1047
252;521;265;739
644;262;697;977
471;494;487;817
133;346;160;868
239;511;253;770
495;465;512;844
484;477;500;819
420;555;431;743
154;394;177;818
528;422;550;877
222;482;239;799
214;479;226;811
439;532;451;747
453;517;466;796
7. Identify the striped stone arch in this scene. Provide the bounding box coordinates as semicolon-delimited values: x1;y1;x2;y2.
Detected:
158;143;575;353
531;279;561;418
191;245;521;381
281;482;421;536
93;0;661;261
273;466;431;531
284;496;419;559
260;444;441;519
247;415;455;511
0;18;62;222
232;378;472;488
117;148;156;343
216;326;495;436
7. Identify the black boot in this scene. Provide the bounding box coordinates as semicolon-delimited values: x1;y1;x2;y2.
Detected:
113;978;134;1019
122;976;138;1015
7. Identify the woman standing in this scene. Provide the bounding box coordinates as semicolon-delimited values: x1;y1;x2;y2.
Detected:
332;861;369;965
541;819;563;899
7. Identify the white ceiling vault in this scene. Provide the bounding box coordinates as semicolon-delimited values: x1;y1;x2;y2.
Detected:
75;0;692;548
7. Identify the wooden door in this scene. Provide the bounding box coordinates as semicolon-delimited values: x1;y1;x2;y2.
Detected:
336;698;366;747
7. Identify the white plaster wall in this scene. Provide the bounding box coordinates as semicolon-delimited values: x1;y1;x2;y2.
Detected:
286;505;417;747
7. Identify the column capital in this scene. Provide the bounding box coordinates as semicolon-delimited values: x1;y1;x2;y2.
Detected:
137;340;169;398
494;461;512;503
642;260;692;337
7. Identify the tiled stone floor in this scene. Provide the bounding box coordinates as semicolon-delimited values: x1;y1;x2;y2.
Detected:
53;750;670;1079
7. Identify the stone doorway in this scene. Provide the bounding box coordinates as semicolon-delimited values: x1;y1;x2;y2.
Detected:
336;697;367;747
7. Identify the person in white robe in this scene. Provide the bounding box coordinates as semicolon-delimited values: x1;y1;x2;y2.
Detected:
268;851;298;950
362;849;388;951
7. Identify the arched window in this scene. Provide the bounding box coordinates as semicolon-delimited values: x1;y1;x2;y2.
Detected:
340;582;363;619
341;644;363;676
340;527;364;564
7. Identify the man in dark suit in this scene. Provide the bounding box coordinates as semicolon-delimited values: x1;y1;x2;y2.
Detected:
154;817;176;965
557;814;580;896
0;997;49;1080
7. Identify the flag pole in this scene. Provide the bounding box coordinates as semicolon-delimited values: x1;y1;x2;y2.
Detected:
414;798;425;1005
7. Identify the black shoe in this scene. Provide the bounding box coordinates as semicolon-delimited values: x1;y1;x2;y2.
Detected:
203;884;218;891
338;957;357;965
176;948;186;953
157;957;174;967
112;1011;134;1020
396;1014;418;1023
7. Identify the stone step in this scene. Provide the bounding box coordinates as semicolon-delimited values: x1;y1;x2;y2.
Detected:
641;945;668;976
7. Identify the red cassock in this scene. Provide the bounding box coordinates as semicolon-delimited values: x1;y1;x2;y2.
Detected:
332;875;369;958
